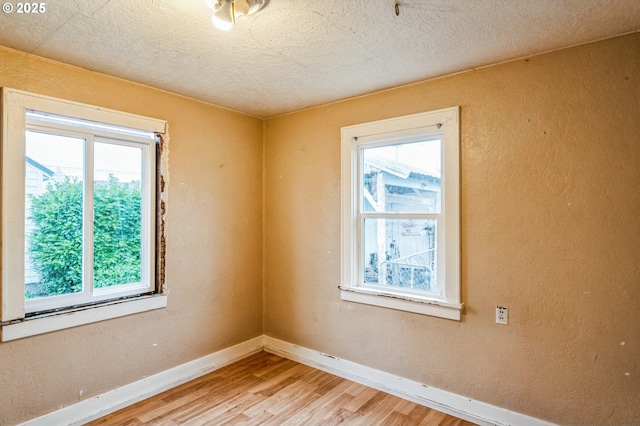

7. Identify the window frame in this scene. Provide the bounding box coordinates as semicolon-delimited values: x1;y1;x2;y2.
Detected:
23;117;155;313
1;88;167;341
340;107;462;320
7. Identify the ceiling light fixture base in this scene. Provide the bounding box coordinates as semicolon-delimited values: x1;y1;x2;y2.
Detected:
206;0;269;30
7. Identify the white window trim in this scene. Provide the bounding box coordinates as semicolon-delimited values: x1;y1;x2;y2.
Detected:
1;87;167;341
1;295;167;342
340;107;462;320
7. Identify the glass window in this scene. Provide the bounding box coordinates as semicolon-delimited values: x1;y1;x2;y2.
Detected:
1;88;167;341
22;114;155;314
340;107;461;320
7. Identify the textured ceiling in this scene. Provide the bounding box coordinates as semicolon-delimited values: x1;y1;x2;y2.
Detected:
0;0;639;118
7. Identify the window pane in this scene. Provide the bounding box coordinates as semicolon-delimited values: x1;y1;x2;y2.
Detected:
93;142;143;288
363;218;437;292
25;131;85;299
362;140;441;213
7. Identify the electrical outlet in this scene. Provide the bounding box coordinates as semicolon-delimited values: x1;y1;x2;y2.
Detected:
496;306;508;325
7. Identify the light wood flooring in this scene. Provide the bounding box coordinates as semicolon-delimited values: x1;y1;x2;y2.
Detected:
88;351;476;425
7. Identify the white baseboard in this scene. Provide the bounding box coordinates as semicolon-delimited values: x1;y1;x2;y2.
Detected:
263;336;555;426
19;336;265;426
20;335;554;426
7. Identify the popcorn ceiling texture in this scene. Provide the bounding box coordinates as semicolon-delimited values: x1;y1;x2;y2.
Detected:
0;0;638;117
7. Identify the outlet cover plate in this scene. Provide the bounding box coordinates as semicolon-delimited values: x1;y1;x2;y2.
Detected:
496;306;508;325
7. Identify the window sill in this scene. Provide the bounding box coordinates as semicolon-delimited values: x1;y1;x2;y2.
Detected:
339;286;462;320
0;294;167;342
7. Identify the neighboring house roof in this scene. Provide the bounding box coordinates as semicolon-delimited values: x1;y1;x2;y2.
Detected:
365;154;440;179
363;156;441;213
26;156;54;176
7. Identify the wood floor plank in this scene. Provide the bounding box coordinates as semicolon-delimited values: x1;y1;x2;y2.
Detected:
216;353;275;379
394;398;418;416
251;356;294;378
88;351;476;426
278;378;355;425
303;392;355;425
419;408;448;425
156;375;262;424
245;379;311;418
353;391;402;424
343;383;379;412
405;404;433;424
220;409;274;426
181;392;266;426
315;406;355;425
381;409;411;425
247;363;308;397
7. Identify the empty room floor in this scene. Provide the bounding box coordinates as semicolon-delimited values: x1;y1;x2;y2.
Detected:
88;351;476;425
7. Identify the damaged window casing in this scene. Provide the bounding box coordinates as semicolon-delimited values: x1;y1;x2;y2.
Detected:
1;88;168;341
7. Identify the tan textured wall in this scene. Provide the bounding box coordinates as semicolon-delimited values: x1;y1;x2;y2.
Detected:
0;47;264;424
264;33;640;425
